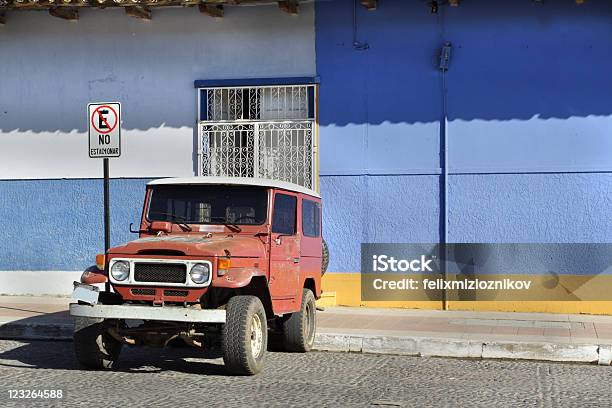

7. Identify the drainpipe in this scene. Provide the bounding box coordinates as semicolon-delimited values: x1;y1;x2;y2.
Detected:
352;0;369;50
439;43;451;310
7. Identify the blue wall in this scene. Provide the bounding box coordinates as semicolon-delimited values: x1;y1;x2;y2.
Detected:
321;175;440;272
316;0;612;272
444;0;612;172
449;173;612;243
317;0;442;175
0;179;149;270
2;0;612;273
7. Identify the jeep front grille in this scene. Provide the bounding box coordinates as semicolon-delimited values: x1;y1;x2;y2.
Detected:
133;263;187;284
164;290;189;297
131;288;156;296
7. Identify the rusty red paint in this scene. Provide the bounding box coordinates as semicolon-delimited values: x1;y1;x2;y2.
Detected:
81;270;108;285
105;185;322;316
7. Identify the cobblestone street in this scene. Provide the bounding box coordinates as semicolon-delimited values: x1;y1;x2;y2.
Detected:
0;340;611;407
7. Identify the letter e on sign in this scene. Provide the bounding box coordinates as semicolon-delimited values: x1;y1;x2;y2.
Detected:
88;102;121;158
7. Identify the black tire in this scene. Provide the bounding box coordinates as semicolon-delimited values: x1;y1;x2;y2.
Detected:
222;296;268;375
73;318;122;369
322;239;330;275
283;289;316;352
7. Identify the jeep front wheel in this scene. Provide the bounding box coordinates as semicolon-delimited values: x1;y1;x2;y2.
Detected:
73;317;122;369
283;289;316;352
222;295;268;375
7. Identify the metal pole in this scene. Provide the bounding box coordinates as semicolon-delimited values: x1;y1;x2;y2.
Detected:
441;69;449;310
104;158;111;292
438;41;452;310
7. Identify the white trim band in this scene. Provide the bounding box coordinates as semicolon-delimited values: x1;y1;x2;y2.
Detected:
148;176;320;198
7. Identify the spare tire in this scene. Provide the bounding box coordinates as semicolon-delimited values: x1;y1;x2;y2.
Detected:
321;239;329;275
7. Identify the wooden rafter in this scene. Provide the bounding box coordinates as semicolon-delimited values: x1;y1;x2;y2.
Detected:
278;0;298;15
49;7;78;20
360;0;376;10
125;5;151;19
1;0;267;10
199;3;224;18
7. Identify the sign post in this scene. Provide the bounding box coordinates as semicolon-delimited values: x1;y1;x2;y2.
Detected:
88;102;121;292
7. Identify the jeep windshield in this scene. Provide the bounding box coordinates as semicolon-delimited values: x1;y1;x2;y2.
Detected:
147;185;267;225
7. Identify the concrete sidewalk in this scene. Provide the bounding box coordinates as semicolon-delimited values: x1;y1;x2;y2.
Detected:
2;296;612;365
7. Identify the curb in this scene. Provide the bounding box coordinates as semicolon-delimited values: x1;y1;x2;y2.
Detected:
313;332;612;366
1;322;610;366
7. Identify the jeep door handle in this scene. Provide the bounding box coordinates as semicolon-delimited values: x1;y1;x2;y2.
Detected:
293;257;300;263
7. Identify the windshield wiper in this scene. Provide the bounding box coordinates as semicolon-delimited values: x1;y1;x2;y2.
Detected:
149;212;193;232
209;217;242;232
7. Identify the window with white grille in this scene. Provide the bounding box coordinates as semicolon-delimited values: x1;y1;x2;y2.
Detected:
197;83;317;190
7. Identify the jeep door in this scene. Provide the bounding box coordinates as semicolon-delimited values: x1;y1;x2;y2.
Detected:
269;191;300;302
299;195;322;297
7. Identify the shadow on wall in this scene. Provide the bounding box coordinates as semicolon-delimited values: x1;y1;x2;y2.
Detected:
316;0;612;127
0;5;315;133
2;1;611;133
316;0;612;174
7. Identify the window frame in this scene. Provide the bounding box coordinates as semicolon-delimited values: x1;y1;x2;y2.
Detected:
301;198;321;238
145;185;268;226
271;192;298;235
195;77;320;192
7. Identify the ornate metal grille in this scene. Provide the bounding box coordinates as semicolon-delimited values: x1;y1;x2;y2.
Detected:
201;123;255;178
198;84;317;189
258;122;313;188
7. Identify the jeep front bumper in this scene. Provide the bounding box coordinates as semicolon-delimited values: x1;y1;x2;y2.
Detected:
69;303;226;323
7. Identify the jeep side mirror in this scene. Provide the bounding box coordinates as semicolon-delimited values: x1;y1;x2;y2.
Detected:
129;222;150;234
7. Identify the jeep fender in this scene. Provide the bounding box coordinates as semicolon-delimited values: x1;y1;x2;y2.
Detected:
212;267;266;289
81;265;108;285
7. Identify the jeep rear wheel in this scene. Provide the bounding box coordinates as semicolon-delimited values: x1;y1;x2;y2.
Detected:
73;317;122;369
222;296;268;375
283;289;316;352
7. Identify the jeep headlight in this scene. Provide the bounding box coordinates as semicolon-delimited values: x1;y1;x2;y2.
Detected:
190;263;210;284
110;261;130;282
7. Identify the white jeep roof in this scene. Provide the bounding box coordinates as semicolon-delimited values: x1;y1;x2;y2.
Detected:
147;176;320;198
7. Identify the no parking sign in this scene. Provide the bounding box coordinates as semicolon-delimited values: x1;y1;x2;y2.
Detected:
88;102;121;158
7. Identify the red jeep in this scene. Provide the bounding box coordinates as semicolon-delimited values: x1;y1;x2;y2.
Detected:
70;177;328;375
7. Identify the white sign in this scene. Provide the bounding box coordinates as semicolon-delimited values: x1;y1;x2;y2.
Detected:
88;102;121;158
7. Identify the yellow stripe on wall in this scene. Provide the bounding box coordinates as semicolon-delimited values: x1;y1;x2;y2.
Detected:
321;273;443;310
321;273;612;315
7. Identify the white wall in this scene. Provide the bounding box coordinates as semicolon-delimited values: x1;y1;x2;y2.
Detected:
0;271;83;296
0;5;316;179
